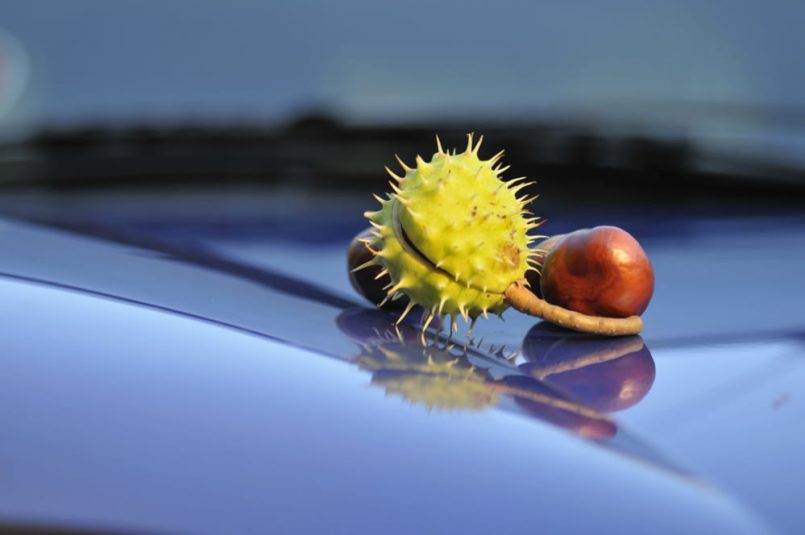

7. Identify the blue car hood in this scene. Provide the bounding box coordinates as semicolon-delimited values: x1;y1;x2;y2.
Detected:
0;214;802;534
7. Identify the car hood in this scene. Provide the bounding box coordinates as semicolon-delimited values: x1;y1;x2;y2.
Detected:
0;212;802;534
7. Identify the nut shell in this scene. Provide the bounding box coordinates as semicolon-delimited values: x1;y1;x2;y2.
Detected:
347;229;408;309
524;233;566;297
363;135;537;322
540;226;654;318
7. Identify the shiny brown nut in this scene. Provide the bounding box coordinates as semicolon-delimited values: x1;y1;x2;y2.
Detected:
540;226;654;318
524;233;566;297
347;228;409;309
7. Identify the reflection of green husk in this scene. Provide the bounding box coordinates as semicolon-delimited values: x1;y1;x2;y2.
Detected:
372;365;497;411
355;342;497;411
351;338;615;430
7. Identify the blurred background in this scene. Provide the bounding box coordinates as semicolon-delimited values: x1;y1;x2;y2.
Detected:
2;0;805;197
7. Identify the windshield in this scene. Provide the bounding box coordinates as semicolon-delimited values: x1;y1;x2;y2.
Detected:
2;1;805;176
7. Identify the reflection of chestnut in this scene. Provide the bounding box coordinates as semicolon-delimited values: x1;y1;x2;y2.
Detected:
347;228;408;309
498;375;617;440
540;226;654;318
520;323;655;412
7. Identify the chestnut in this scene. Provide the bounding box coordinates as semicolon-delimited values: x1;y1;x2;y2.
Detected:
524;233;565;297
540;226;654;318
347;228;409;309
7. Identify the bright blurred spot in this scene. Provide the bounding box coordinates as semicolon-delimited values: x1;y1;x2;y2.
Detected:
0;29;29;121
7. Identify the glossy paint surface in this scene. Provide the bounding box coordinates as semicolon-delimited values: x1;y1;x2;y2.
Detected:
0;210;802;533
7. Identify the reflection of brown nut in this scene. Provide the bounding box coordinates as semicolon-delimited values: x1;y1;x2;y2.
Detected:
517;396;617;440
495;376;617;440
540;226;654;318
520;324;655;412
347;228;408;309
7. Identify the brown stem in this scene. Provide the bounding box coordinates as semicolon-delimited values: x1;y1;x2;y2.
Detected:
504;279;643;336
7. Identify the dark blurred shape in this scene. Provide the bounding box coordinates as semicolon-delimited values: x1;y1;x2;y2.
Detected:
0;522;141;534
0;118;803;215
562;134;602;169
287;110;342;132
347;228;408;310
520;322;655;412
624;136;694;177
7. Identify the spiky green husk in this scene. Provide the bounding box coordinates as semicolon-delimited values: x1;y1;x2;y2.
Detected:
360;134;541;329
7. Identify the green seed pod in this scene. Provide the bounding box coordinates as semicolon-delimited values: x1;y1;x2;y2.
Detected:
356;134;542;331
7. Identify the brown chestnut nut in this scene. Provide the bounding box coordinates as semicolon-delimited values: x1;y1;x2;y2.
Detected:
347;228;409;309
540;226;654;318
524;233;566;297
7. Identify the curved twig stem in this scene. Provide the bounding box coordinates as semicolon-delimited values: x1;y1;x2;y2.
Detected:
504;279;643;336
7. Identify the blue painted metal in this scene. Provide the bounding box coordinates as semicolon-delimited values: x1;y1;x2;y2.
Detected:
0;213;801;533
